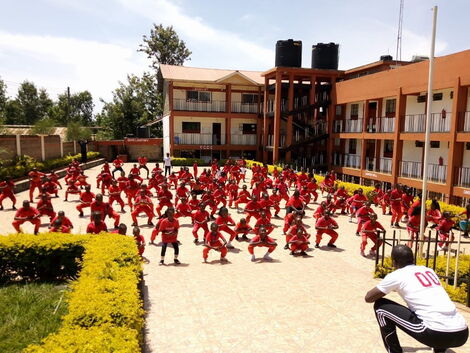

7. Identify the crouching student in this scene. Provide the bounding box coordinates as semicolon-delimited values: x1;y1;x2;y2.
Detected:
203;223;228;263
288;227;310;256
248;225;277;262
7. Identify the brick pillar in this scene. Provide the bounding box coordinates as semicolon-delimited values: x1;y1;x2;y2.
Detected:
263;77;269;162
327;78;336;171
273;71;282;163
15;134;21;157
392;88;406;184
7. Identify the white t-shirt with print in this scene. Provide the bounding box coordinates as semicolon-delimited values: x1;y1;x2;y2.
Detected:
377;265;467;332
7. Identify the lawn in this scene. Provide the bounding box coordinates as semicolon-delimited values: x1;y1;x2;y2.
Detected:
0;283;68;353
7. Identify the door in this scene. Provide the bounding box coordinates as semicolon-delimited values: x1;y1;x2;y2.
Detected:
212;123;221;145
368;102;377;132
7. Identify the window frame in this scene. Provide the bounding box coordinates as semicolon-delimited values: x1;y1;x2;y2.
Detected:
182;122;201;134
350;103;359;120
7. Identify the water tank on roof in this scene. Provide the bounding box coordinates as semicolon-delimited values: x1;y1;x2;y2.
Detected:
380;55;393;61
275;39;302;68
311;42;339;70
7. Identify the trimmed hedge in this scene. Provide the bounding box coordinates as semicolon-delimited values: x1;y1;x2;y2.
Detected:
0;233;143;352
0;152;100;180
170;157;206;167
375;255;470;305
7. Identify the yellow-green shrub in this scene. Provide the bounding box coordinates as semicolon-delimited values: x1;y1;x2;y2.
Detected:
0;233;144;353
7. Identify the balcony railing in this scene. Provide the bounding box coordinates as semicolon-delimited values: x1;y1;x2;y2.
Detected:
365;157;375;171
174;133;225;145
367;117;395;133
400;161;447;183
333;119;363;133
402;113;451;133
231;102;258;114
266;99;288;114
231;134;257;145
455;167;470;188
332;153;361;169
173;99;226;112
365;157;393;174
266;134;286;147
462;112;470;132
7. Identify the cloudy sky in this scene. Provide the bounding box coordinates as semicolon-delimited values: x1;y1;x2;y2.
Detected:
1;0;468;111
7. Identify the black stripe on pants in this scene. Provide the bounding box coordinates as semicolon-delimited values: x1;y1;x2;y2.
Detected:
161;242;179;257
165;166;171;176
374;298;468;353
112;167;124;178
139;165;149;178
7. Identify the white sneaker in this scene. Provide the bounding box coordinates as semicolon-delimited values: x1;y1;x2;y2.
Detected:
251;255;256;262
348;218;353;223
263;254;273;261
226;243;235;249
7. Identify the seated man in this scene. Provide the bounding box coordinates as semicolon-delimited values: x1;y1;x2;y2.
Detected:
365;245;468;353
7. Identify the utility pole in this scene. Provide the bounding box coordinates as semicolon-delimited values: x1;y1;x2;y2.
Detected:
66;86;71;123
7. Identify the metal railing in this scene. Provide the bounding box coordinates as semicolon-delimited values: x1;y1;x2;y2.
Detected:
400;160;447;183
231;134;257;145
430;112;451;132
455;166;470;188
266;99;288;114
378;157;393;174
377;117;395;133
333;119;363;133
332;153;361;169
403;114;426;132
231;102;258;114
403;113;451;133
462;111;470;132
266;134;286;147
174;133;225;145
173;99;226;112
365;157;375;171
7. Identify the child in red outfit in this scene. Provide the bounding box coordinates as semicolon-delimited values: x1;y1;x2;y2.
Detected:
153;207;180;265
360;214;384;257
288;227;310;256
234;218;252;241
0;178;16;210
215;207;237;248
203;223;228;262
192;204;210;244
77;185;95;217
248;225;277;262
12;200;41;234
315;212;339;248
133;226;146;256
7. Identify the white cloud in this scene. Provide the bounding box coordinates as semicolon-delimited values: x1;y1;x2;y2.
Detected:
0;30;145;108
117;0;273;70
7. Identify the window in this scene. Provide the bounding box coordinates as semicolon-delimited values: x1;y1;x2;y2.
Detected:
242;123;256;134
432;93;443;101
385;99;396;116
186;90;211;102
417;95;426;103
241;93;257;104
182;122;201;133
384;140;393;158
335;105;342;116
430;141;440;148
348;139;357;154
350;104;359;120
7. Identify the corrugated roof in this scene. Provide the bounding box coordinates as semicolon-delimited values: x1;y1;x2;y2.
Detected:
1;126;68;138
160;64;264;85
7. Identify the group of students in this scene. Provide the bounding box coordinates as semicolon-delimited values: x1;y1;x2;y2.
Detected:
2;155;467;264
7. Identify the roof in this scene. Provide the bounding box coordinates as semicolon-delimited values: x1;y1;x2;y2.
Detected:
1;126;68;139
159;64;264;85
344;59;412;75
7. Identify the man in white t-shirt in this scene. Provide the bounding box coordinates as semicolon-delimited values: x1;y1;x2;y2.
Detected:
365;245;468;353
164;153;172;176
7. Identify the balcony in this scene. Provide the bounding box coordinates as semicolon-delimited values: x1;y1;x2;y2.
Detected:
455;167;470;188
174;133;225;145
231;134;257;145
173;99;226;113
461;111;470;132
402;113;451;133
367;117;396;133
332;153;361;169
333;119;363;133
365;157;392;174
266;134;286;147
399;160;447;184
266;99;288;114
231;102;258;114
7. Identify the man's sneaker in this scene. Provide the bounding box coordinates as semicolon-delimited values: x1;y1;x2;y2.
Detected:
348;218;353;223
284;244;289;250
369;250;376;256
193;238;198;244
394;222;400;228
290;251;295;256
355;232;360;237
327;243;337;248
79;212;84;217
226;243;235;249
299;251;308;256
12;206;16;210
174;259;181;265
220;257;228;262
148;221;154;226
263;254;273;261
159;260;164;265
315;243;320;248
251;255;256;262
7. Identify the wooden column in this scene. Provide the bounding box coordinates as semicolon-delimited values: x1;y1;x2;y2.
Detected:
392;88;406;184
361;100;370;171
447;78;468;199
273;71;282;163
286;73;294;162
226;84;232;114
263;77;269;162
256;86;262;160
15;134;21;157
310;75;316;121
375;139;381;172
327;78;336;171
169;81;175;156
225;84;232;150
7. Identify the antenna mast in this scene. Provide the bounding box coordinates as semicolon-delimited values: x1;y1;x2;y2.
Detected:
396;0;404;61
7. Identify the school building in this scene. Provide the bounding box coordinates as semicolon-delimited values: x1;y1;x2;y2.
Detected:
159;49;470;204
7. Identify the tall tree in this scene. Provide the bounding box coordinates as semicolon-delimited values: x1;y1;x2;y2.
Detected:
0;78;7;121
50;90;94;126
139;24;192;69
8;81;52;125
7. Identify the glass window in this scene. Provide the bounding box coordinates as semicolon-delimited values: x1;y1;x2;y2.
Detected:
348;139;357;154
242;124;256;134
241;94;257;104
186;90;211;102
384;140;393;158
182;122;201;133
385;99;396;114
350;104;359;119
199;91;211;102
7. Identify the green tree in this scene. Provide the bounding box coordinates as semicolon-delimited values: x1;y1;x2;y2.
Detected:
139;24;192;69
65;121;92;142
0;78;7;121
31;118;55;135
8;81;52;125
50;90;94;126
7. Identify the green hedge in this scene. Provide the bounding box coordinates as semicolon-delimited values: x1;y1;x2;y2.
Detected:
170;157;207;167
375;255;470;305
0;233;144;352
0;152;100;180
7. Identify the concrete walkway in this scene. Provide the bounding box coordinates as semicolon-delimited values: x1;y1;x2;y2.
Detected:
0;164;468;353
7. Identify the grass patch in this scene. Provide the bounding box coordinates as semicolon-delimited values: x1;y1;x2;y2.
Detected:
0;283;68;353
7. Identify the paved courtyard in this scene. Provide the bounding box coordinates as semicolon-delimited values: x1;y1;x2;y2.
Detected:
0;163;468;353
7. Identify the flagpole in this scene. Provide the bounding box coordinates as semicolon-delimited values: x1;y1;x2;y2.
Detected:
419;5;438;255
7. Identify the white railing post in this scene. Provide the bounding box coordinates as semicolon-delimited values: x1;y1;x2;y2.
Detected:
40;135;46;161
15;134;21;157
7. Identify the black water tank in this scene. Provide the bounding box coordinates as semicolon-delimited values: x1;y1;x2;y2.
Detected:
380;55;393;61
311;42;339;70
275;39;302;68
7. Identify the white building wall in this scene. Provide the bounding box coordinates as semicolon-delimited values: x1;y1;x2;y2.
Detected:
173;116;226;144
345;101;364;119
402;140;423;162
173;89;225;102
162;115;170;156
381;96;396;116
405;95;425;115
430;88;453;113
428;142;449;165
462;148;470;168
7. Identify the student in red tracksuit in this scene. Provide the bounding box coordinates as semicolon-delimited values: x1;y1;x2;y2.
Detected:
215;207;237;248
333;186;348;214
288;227;310;256
116;171;129;192
315;212;339;248
12;200;41;234
436;212;455;250
192;204;210;244
49;219;71;233
254;210;274;235
426;200;442;226
133;226;146;256
286;190;305;215
390;184;403;227
380;189;391;215
307;177;319;203
235;185;251;209
269;189;282;218
175;197;192;220
76;172;89;189
235;218;252;241
360;213;385;257
355;202;376;236
406;206;421;249
0;178;16;210
138;156;149;179
226;180;238;208
248;225;277;262
193;162;198;179
48;171;62;189
313;201;327;220
111;157;124;179
28;168;44;202
77;185;95;217
155;184;173;217
203;223;228;263
244;195;261;224
371;183;384;206
90;194;107;220
36;193;56;223
131;190;154;226
112;223;128;235
86;212;108;234
50;211;74;231
108;180;125;212
349;188;368;222
285;216;308;250
401;189;414;222
153;207;180;265
174;183;189;206
129;164;143;183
